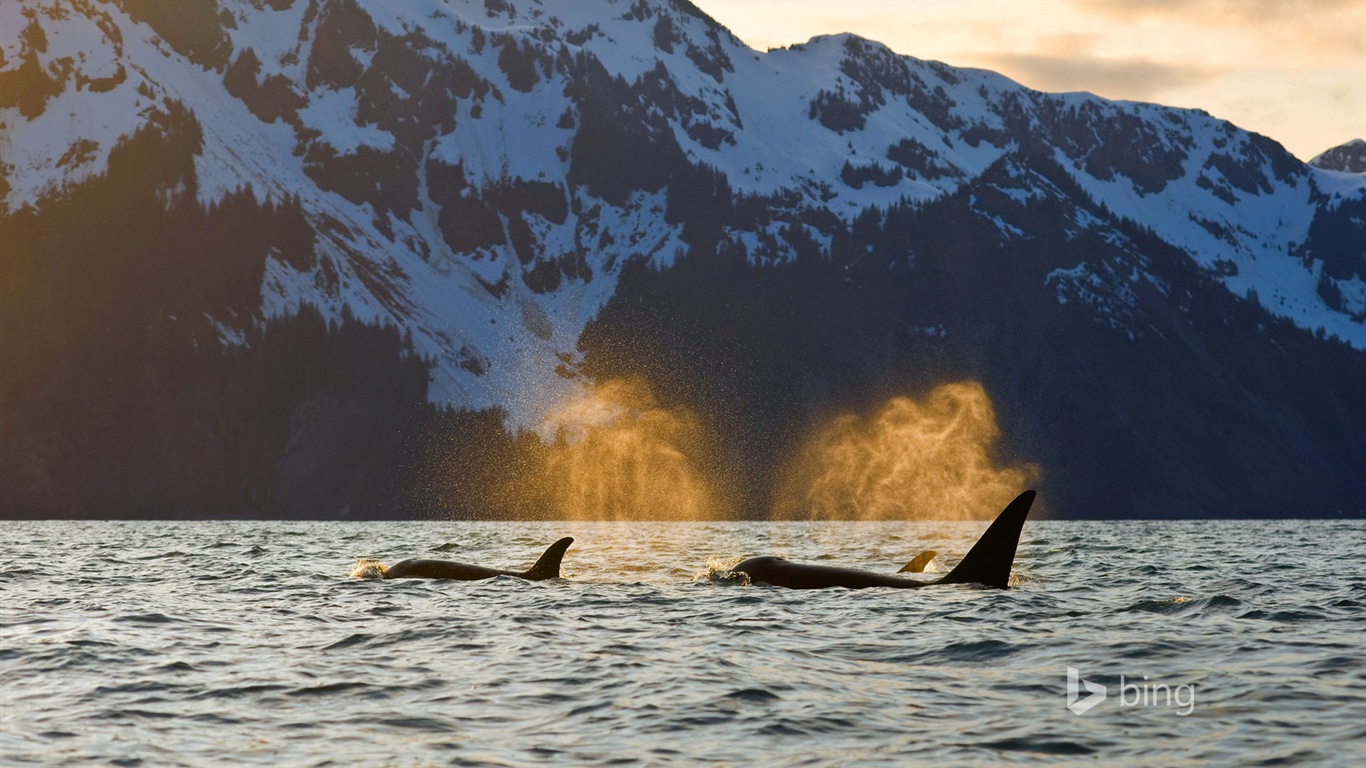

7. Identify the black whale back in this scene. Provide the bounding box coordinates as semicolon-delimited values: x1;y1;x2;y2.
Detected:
732;490;1037;590
383;537;574;581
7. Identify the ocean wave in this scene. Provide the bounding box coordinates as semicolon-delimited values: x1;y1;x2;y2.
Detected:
3;518;1363;767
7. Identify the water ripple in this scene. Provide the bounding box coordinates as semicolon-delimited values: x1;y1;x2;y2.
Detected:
1;519;1362;766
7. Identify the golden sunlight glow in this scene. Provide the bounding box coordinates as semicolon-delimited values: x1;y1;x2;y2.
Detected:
540;378;719;521
775;381;1039;520
350;559;388;579
422;377;1037;521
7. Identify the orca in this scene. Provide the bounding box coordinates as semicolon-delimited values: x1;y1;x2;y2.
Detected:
731;490;1037;590
379;537;573;581
899;549;939;574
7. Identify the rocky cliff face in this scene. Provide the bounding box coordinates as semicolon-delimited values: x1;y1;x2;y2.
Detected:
2;0;1364;517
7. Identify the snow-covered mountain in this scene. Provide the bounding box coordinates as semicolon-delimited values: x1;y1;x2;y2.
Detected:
1311;139;1366;174
2;0;1364;517
4;0;1364;414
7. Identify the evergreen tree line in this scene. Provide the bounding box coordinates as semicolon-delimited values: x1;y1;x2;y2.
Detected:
577;152;1366;518
0;104;509;519
4;98;1363;518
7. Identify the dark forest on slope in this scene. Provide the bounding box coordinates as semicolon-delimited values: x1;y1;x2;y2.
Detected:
3;103;1364;518
1;104;431;518
2;0;1365;519
576;156;1366;519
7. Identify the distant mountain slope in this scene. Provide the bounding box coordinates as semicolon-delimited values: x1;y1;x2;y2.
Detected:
1310;139;1366;174
2;0;1363;517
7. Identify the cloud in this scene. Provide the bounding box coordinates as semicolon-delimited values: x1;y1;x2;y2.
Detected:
977;52;1220;100
1075;0;1366;22
1068;0;1366;61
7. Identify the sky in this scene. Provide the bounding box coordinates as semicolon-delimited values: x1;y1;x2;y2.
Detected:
691;0;1365;162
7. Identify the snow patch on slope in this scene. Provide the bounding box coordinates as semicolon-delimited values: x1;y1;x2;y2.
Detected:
5;0;1365;426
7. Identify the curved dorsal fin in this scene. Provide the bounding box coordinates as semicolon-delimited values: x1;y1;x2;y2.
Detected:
936;490;1036;589
898;549;939;573
523;536;574;580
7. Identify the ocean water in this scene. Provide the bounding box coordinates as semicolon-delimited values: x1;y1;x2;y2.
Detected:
2;519;1364;766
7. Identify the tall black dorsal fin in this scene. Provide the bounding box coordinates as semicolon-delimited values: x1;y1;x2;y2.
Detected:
523;537;574;580
936;490;1036;589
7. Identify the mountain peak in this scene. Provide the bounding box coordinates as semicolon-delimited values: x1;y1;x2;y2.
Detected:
1310;139;1366;173
5;0;1366;518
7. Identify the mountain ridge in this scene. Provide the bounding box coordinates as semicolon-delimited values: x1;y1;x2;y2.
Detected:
2;0;1364;518
1310;139;1366;174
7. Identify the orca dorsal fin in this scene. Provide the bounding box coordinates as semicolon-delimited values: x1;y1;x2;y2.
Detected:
898;550;939;573
523;537;574;580
936;490;1036;589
